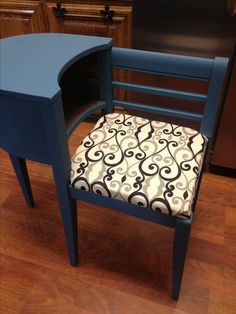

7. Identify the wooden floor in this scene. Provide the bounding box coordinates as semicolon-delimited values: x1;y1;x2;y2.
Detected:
1;120;236;314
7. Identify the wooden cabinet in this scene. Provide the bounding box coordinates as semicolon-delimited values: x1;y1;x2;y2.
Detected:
0;0;46;38
45;2;132;48
0;1;132;47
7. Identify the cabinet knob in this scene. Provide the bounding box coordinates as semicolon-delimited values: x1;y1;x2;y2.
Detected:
53;3;67;18
100;4;115;22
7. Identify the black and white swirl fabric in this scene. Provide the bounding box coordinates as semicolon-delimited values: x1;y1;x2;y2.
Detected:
71;113;208;218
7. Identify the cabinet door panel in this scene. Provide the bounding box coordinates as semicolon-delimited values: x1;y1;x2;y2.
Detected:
0;1;45;38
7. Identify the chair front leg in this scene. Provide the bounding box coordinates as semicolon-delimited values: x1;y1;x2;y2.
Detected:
9;154;34;208
172;218;192;300
52;165;78;266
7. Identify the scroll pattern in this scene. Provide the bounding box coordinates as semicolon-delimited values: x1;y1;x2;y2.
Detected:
71;113;207;217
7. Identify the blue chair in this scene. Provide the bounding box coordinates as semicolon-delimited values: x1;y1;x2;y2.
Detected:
1;36;228;299
69;48;228;299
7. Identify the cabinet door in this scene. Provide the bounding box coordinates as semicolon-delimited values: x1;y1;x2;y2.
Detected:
0;1;46;38
46;2;132;48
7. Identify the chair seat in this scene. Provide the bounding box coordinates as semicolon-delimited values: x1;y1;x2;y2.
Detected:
70;113;208;218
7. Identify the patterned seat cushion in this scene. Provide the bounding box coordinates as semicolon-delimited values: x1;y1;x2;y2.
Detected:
70;113;208;218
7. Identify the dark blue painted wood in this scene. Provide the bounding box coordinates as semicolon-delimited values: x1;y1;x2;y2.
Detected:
69;187;177;228
0;95;50;164
112;81;207;102
109;49;228;298
111;48;229;140
97;48;113;114
112;100;203;121
0;33;112;266
66;49;113;137
9;154;34;208
66;100;106;137
172;218;192;300
69;47;228;299
0;33;112;103
111;48;214;79
40;97;78;266
201;57;229;137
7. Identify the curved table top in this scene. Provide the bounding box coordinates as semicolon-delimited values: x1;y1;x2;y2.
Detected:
0;33;112;103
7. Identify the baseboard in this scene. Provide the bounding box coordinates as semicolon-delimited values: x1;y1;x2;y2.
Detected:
210;165;236;178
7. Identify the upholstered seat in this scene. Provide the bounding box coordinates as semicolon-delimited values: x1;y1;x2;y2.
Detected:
71;113;208;218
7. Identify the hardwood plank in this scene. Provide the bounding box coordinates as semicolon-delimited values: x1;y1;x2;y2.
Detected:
0;254;37;314
2;254;189;314
0;150;14;205
225;206;236;227
208;285;236;314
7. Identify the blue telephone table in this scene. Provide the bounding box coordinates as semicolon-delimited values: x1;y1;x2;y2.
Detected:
0;33;112;265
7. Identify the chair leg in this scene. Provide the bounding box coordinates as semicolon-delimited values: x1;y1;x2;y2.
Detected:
172;218;192;300
52;166;78;266
59;196;78;267
9;154;34;208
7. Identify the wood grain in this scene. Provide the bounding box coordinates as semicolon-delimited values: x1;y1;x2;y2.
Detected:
0;0;46;39
1;120;236;313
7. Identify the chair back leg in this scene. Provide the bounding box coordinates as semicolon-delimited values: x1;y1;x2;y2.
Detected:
172;218;192;299
9;154;34;208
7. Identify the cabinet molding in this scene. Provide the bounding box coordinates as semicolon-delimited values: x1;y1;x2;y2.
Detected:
0;1;46;38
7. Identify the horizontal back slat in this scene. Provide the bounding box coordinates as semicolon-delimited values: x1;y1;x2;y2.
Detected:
111;48;214;80
110;48;228;139
113;100;203;122
112;81;207;102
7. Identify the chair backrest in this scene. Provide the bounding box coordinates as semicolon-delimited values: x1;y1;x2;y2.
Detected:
111;48;229;139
